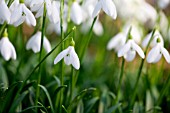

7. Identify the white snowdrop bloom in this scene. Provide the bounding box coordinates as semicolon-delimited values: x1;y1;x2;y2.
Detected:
107;32;126;51
142;30;164;48
107;23;142;52
71;1;83;25
54;46;80;70
157;0;170;9
9;0;19;12
0;0;11;24
118;39;145;62
92;0;117;19
30;0;60;24
48;1;60;24
147;38;170;63
0;37;16;61
81;0;97;21
123;22;143;44
10;2;36;26
30;0;52;17
26;31;51;53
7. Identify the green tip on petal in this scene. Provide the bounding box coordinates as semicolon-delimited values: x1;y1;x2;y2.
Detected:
20;0;24;3
3;29;8;37
70;38;75;47
157;38;161;43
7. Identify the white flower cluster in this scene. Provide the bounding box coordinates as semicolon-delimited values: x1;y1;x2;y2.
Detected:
107;27;170;63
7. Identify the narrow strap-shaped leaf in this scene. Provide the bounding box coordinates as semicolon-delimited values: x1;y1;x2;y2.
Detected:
9;91;29;113
38;84;55;113
104;103;122;113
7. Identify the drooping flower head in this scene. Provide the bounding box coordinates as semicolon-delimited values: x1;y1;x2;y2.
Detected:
26;31;51;53
0;29;17;61
54;39;80;70
92;0;117;19
10;0;36;26
147;37;170;63
117;28;145;62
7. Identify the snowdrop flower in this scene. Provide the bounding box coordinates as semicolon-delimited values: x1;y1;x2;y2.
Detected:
30;0;60;24
107;23;142;51
71;1;83;25
147;38;170;63
10;0;36;26
0;30;16;61
92;0;117;19
118;38;145;62
0;0;11;24
48;1;60;24
54;44;80;70
142;30;164;48
26;31;51;53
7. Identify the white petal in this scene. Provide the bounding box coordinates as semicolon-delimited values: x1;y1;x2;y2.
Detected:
10;4;22;24
147;44;161;63
26;32;41;53
23;4;36;26
35;5;43;18
118;40;131;57
71;2;83;25
0;38;17;61
124;50;136;62
161;46;170;63
43;37;51;53
92;2;101;18
152;53;162;63
142;33;151;48
101;0;117;19
13;16;25;27
64;55;71;65
0;0;11;23
69;47;80;70
107;33;126;51
131;41;145;59
54;47;70;64
48;1;60;24
93;20;103;36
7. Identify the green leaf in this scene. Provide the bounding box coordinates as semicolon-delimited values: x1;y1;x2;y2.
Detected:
62;105;68;113
0;81;23;113
39;84;55;113
104;103;121;113
9;91;29;113
53;85;67;96
85;97;99;113
67;88;96;111
0;64;8;90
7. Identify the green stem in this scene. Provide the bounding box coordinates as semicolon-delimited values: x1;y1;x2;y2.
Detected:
35;2;46;109
80;16;97;61
115;58;125;103
69;66;74;113
130;29;156;107
60;0;65;112
156;74;170;105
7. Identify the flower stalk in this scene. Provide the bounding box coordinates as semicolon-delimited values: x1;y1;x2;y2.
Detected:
130;28;156;107
35;2;47;109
